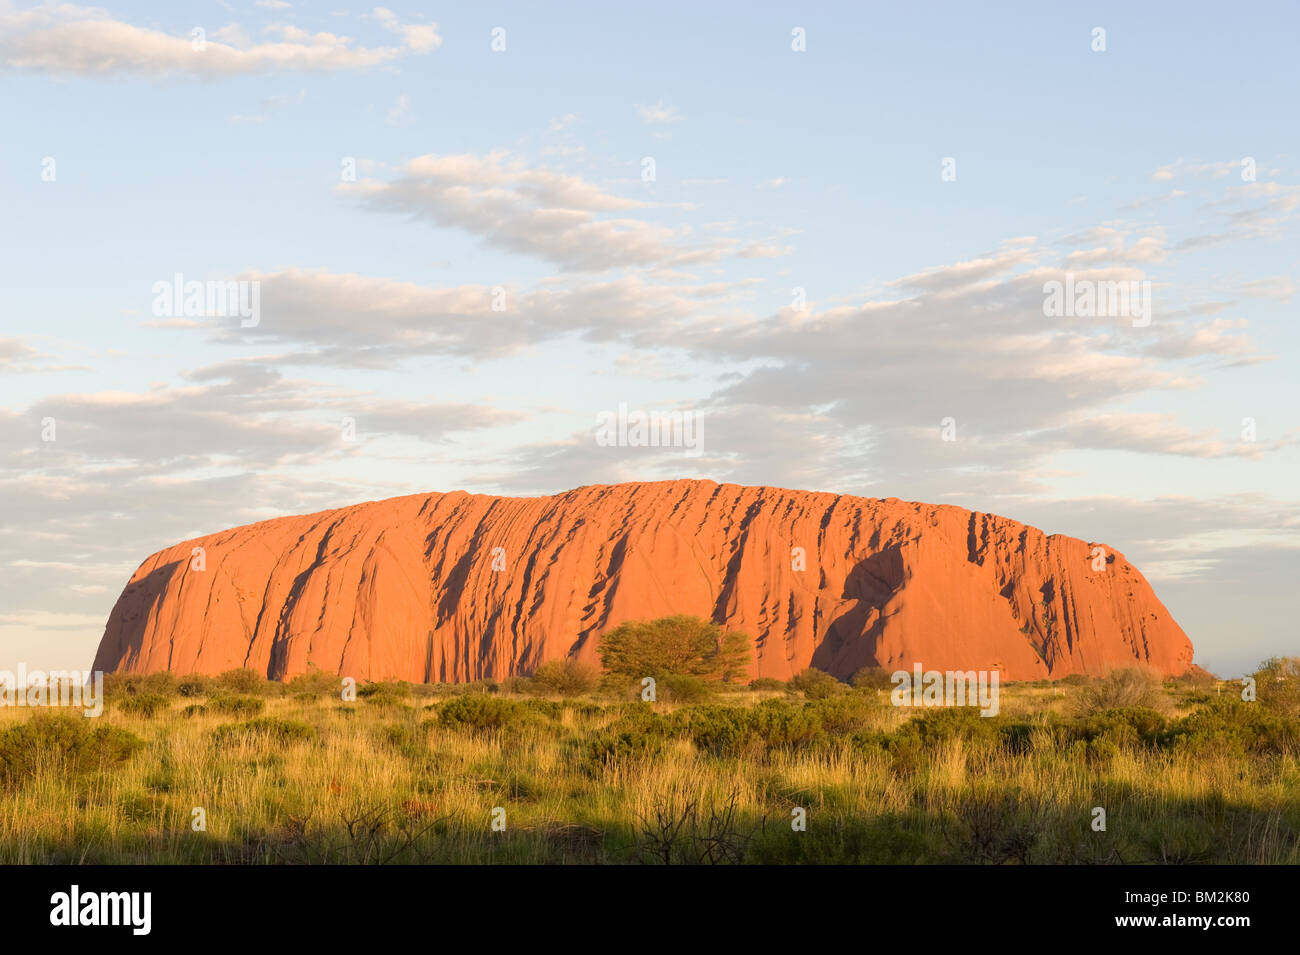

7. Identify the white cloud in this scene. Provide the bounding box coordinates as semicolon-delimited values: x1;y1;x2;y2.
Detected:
341;152;760;271
1061;226;1168;266
1150;159;1244;182
0;4;439;77
371;6;441;52
1236;276;1295;302
185;267;757;365
385;93;412;126
637;100;681;124
1037;413;1291;458
0;338;36;370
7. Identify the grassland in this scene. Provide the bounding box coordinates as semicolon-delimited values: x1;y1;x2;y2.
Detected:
1;665;1297;864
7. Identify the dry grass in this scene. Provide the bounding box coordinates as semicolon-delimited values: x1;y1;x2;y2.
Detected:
0;677;1296;864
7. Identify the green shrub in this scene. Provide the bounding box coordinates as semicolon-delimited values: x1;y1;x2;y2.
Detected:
358;681;412;705
213;718;314;745
1070;668;1165;715
136;672;180;697
117;693;171;718
1070;707;1167;748
563;700;607;722
103;671;182;698
675;705;755;756
285;670;342;698
180;704;208;718
101;673;138;698
805;693;879;733
529;659;599;697
850;666;895;690
1085;737;1120;765
521;699;563;721
584;707;670;771
597;615;751;683
176;676;209;697
215;669;270;695
787;668;844;699
748;700;826;750
1250;657;1300;717
657;673;712;703
674;700;829;757
887;707;1002;753
1163;700;1300;757
206;694;266;717
435;695;549;732
0;714;143;785
748;677;786;692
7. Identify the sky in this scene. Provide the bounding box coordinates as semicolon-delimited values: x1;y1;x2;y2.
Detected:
1;0;1296;678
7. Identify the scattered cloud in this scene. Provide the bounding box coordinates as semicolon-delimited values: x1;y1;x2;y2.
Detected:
370;6;441;53
1236;276;1295;302
0;4;439;77
385;93;412;126
340;151;770;271
636;100;681;124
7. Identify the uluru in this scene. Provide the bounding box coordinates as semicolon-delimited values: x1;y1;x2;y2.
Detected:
91;480;1196;683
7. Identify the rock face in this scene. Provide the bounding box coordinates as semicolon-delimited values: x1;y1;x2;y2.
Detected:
92;480;1196;682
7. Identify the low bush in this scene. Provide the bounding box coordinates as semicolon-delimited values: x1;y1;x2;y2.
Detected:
1250;657;1300;717
787;668;845;699
675;700;828;757
215;669;272;695
358;681;413;705
657;674;712;703
213;717;315;745
103;671;180;698
117;693;171;718
529;659;599;697
1069;707;1167;749
176;676;210;697
285;670;342;698
0;714;143;785
1163;700;1300;757
850;666;895;690
805;693;880;734
881;706;1003;758
1070;668;1165;715
433;695;556;732
583;707;671;771
206;694;266;717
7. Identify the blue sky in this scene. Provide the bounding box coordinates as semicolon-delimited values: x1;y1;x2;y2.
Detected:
1;0;1297;677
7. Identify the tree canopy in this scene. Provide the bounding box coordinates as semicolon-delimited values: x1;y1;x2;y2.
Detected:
596;615;751;683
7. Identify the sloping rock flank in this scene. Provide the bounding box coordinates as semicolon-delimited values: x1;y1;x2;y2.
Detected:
93;480;1196;682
